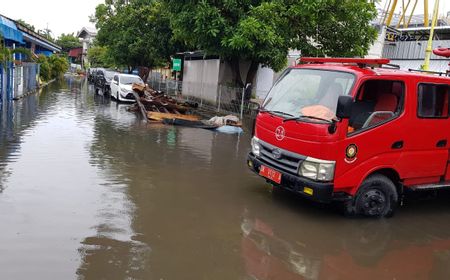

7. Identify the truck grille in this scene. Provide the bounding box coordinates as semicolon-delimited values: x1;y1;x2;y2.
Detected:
258;140;306;175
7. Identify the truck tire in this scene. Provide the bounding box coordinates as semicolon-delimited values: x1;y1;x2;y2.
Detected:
345;174;398;218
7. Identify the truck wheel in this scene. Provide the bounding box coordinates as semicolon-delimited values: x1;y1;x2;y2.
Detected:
345;175;398;218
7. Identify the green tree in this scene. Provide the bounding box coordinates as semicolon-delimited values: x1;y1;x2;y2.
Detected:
36;55;51;81
163;0;378;88
38;28;55;43
36;55;69;81
87;45;115;67
92;0;180;79
56;33;82;53
16;19;35;31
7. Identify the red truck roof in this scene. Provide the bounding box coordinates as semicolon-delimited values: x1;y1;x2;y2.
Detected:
296;57;450;82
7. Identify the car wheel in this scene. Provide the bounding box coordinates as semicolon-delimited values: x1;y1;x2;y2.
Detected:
116;92;120;102
345;174;398;218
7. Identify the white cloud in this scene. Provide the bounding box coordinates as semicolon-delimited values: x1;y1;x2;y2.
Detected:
1;0;104;37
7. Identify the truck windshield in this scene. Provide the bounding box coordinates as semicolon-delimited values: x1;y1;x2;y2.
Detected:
263;69;355;121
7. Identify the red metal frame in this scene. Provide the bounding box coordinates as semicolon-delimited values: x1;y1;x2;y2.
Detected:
300;57;391;66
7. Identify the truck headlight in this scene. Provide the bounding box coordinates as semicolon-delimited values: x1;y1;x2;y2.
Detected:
251;137;261;157
299;157;335;182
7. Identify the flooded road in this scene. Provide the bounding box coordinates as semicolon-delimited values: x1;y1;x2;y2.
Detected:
1;77;450;280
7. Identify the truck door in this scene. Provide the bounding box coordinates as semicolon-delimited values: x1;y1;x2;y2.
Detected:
446;151;450;181
399;83;449;185
336;79;406;188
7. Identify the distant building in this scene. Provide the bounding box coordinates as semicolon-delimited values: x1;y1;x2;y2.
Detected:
0;14;61;55
382;25;450;72
77;27;97;68
0;14;61;101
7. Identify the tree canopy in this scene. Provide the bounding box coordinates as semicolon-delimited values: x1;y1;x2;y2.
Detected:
163;0;378;87
92;0;177;75
16;19;35;31
56;33;82;53
91;0;378;87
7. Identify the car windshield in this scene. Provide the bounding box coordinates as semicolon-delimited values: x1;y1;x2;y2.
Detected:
120;75;143;85
263;69;355;121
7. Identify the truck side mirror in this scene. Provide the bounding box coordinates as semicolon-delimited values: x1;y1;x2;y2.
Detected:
336;95;353;119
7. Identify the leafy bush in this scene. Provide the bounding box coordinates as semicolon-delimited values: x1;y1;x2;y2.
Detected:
37;55;51;81
37;54;69;81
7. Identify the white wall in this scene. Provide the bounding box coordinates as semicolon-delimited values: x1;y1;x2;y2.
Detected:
255;65;274;99
182;59;220;103
366;26;386;58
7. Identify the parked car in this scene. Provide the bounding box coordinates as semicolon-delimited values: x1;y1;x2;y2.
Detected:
94;69;117;95
110;73;144;102
247;57;450;218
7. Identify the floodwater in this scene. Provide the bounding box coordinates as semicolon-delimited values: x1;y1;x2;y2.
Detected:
1;77;450;280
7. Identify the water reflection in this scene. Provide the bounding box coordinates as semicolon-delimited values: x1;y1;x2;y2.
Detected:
241;191;450;280
2;76;450;279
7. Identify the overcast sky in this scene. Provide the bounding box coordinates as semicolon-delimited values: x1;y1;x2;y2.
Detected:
1;0;449;39
377;0;450;17
1;0;104;37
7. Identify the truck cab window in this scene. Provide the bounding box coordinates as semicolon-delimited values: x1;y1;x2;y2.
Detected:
349;80;404;134
418;84;449;118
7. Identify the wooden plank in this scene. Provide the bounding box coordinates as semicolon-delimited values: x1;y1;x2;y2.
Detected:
131;91;148;123
147;111;200;122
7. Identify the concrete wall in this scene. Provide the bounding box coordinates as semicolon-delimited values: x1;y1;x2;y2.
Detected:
366;27;386;58
182;59;220;103
255;66;274;99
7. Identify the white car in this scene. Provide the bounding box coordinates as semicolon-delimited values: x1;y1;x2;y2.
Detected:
110;73;144;102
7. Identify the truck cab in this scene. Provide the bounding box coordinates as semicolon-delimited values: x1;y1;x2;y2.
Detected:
247;57;450;217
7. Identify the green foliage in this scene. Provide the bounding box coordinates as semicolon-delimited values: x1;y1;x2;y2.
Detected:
16;19;35;31
37;55;69;81
37;55;51;81
56;33;82;53
92;0;180;70
164;0;378;87
0;45;35;67
87;45;115;67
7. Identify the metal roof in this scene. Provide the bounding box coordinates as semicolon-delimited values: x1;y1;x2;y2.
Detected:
0;15;24;43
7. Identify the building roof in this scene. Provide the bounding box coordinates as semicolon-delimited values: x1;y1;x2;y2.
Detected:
77;27;97;39
0;15;24;43
68;47;83;58
0;13;61;52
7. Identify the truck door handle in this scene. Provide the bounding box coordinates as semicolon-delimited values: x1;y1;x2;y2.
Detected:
392;141;404;149
436;139;447;148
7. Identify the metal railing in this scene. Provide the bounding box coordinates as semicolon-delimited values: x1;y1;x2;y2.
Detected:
147;74;261;119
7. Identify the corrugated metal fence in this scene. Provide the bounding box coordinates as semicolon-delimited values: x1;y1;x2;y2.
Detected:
1;62;40;101
383;40;450;60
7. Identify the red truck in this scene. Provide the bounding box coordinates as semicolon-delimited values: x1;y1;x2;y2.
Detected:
248;57;450;217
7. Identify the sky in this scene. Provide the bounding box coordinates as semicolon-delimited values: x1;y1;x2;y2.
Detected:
377;0;450;18
1;0;104;37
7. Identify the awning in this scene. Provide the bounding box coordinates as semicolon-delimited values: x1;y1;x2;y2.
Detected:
22;32;61;53
68;48;83;58
0;16;24;43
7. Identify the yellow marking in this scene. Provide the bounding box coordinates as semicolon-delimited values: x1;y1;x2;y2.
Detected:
304;187;314;196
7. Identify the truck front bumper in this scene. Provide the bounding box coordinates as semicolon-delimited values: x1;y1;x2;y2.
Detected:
247;153;335;203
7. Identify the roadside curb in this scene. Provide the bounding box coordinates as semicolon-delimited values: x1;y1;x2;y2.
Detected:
12;79;56;101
